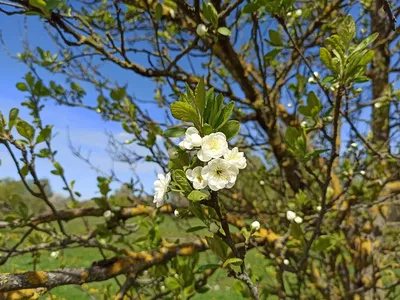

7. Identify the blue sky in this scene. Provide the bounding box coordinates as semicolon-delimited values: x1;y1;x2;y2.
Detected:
0;16;164;199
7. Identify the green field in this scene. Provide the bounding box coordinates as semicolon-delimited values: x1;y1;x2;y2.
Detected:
0;216;270;299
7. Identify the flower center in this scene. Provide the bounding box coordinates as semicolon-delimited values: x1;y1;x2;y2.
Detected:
214;167;227;179
209;139;220;150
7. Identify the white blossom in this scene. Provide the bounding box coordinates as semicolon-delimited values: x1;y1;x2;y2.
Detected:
50;251;60;258
351;142;358;148
374;102;381;108
161;286;166;292
294;216;303;224
174;209;179;217
209;223;220;233
186;166;208;190
295;9;302;16
174;273;179;279
259;180;265;186
325;116;333;122
283;259;290;265
360;170;366;176
169;9;175;18
179;127;202;150
197;132;228;162
196;24;208;36
153;173;171;207
223;147;247;169
286;12;292;17
251;221;261;231
313;71;320;78
316;206;322;212
103;210;114;219
301;121;308;128
201;158;239;191
287;103;293;108
286;210;296;221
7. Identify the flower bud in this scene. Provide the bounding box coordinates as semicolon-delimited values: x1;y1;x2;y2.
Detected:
251;221;261;231
196;24;208;37
286;210;296;221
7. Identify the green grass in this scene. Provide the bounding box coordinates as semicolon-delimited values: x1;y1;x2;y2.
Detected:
0;216;268;299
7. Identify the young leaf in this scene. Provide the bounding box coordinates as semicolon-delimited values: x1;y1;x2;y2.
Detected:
269;30;283;46
170;101;199;124
195;77;206;116
155;3;163;21
188;190;209;201
164;277;180;290
205;235;228;260
219;120;240;140
320;47;333;70
8;108;19;130
215;101;234;129
217;27;231;36
337;15;355;50
164;127;186;138
172;169;192;194
222;258;243;268
196;264;219;273
186;226;208;233
16;82;28;92
16;119;35;142
36;126;52;144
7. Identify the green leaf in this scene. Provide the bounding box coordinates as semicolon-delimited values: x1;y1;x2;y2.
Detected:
170;101;199;125
206;3;218;27
29;0;50;16
264;48;282;62
16;82;28;92
352;33;379;54
8;108;19;130
242;2;259;14
223;258;243;268
53;161;64;176
320;47;333;70
358;49;374;66
196;264;219;273
16;119;35;142
312;235;332;251
36;126;52;144
164;277;180;290
186;226;208;233
217;27;231;36
337;15;355;50
164;127;186;138
110;87;126;101
290;223;303;240
172;169;192;194
155;3;163;21
215;101;234;129
20;164;29;178
219;120;240;140
269;30;283;46
202;123;213;135
195;77;206;116
188;190;209;201
206;235;228;260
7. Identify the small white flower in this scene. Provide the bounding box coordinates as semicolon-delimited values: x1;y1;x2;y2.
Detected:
330;86;336;91
295;9;302;17
169;9;175;18
287;103;293;108
180;127;202;150
259;180;265;186
325;116;333;122
360;170;366;176
209;223;220;233
355;88;363;93
153;173;171;207
201;158;239;191
301;121;308;128
161;285;166;292
251;221;261;231
223;147;247;169
103;210;114;219
313;71;320;78
174;273;179;279
308;77;316;83
197;132;228;162
286;210;296;221
50;251;60;258
174;209;180;217
316;206;322;212
269;253;276;259
186;166;208;189
283;259;290;265
196;24;208;37
374;102;381;108
294;216;303;224
351;142;358;148
286;12;292;17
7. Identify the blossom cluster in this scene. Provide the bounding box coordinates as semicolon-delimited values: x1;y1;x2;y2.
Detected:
153;127;246;207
